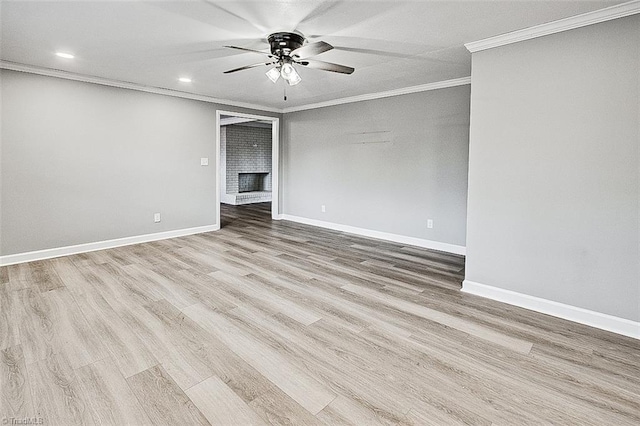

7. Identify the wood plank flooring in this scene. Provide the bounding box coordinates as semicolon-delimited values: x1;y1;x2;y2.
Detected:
1;202;639;425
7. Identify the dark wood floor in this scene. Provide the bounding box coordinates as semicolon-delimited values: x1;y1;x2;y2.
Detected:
1;202;639;425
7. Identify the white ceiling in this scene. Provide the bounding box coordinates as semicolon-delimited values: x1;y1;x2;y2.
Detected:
0;0;625;111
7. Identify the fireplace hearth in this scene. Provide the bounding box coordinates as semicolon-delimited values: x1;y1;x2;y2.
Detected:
238;172;269;193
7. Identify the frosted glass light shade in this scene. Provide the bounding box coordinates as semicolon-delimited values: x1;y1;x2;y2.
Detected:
286;68;301;85
266;67;280;83
280;63;295;79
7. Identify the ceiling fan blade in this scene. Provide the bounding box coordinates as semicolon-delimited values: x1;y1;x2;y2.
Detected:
333;46;457;65
223;62;273;74
202;1;268;33
224;45;273;57
298;59;354;75
333;46;415;59
295;1;344;27
290;41;334;59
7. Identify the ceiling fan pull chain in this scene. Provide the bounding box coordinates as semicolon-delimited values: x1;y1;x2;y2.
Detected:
284;84;287;101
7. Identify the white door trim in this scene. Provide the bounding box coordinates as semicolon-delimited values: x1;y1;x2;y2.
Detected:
216;110;281;227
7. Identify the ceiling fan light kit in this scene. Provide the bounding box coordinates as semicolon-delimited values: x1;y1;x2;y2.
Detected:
224;31;354;89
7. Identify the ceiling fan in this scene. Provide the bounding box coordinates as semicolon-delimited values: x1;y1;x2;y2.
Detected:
223;32;355;86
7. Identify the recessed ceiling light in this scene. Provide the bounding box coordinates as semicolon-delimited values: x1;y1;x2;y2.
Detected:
178;77;192;83
56;52;74;59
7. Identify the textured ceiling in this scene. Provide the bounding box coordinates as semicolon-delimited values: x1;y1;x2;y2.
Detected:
0;0;625;110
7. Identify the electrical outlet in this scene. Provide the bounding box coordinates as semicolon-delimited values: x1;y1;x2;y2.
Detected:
427;219;433;229
321;205;326;213
154;213;161;223
200;157;209;166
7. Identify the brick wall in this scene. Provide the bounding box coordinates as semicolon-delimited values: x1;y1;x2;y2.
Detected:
223;124;272;194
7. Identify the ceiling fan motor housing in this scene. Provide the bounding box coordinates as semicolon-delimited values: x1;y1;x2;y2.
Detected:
268;32;305;58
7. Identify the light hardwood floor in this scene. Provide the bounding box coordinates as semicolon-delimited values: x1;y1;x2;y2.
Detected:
1;202;639;425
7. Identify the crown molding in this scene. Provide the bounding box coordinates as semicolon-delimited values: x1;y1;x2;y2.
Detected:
1;60;471;115
0;61;281;113
282;76;471;113
465;0;640;53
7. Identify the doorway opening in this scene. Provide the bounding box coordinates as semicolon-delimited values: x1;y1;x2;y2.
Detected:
216;111;280;229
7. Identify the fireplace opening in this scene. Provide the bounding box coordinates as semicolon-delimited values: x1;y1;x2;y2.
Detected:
238;172;269;193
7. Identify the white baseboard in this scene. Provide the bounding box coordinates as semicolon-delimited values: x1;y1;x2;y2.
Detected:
281;214;466;255
462;280;640;340
0;224;218;266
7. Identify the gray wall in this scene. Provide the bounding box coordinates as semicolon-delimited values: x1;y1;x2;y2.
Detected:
0;70;276;255
465;15;640;321
282;86;470;247
224;124;272;193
